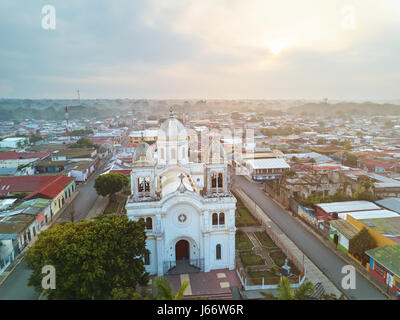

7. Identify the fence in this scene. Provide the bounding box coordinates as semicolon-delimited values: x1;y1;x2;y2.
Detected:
233;187;306;290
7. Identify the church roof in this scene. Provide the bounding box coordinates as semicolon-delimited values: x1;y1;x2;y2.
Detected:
132;142;154;164
159;167;198;198
158;117;187;142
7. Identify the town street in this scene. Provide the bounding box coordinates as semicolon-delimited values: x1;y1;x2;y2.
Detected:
232;175;387;300
0;163;107;300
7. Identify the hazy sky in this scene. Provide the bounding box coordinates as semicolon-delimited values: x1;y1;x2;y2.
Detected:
1;0;400;100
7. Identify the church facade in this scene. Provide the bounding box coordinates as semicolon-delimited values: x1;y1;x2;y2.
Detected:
125;115;237;276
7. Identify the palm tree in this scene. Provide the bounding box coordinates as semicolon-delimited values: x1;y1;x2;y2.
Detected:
153;277;189;300
277;276;314;300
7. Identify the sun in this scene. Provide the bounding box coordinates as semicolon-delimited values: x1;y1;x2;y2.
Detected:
268;40;286;55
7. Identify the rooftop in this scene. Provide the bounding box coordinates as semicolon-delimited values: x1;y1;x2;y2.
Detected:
376;198;400;214
330;219;360;239
341;209;399;220
358;216;400;237
316;201;381;214
0;214;36;235
365;245;400;278
245;158;290;169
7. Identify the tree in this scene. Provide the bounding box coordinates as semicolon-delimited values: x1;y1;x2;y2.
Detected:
348;227;377;265
26;215;149;300
153;277;188;300
69;137;94;148
343;152;358;168
277;276;314;300
29;134;42;144
94;172;129;201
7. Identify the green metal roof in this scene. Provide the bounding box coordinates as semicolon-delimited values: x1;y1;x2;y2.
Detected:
365;245;400;278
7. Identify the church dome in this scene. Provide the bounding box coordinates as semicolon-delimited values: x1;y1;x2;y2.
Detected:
158;117;187;142
133;142;154;163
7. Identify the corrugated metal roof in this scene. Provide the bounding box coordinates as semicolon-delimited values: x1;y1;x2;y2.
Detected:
340;209;399;220
245;158;290;169
366;245;400;278
376;198;400;214
316;201;380;214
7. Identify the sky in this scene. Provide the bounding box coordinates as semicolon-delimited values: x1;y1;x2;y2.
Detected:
1;0;400;100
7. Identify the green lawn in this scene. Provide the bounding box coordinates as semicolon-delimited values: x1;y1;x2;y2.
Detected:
270;250;286;266
248;270;280;285
236;207;260;227
269;250;301;275
254;231;276;248
104;199;119;214
239;253;265;267
236;230;254;251
232;191;260;227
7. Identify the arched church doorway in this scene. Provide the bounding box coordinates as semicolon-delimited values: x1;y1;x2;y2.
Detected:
175;239;189;261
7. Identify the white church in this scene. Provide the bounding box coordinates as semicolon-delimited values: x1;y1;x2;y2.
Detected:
125;114;237;276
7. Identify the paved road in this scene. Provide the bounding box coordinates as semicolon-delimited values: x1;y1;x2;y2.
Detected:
0;259;40;300
57;162;106;222
233;175;387;300
0;162;109;300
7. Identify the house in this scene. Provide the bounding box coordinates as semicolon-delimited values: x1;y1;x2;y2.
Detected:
24;176;76;215
34;160;68;174
51;148;97;162
14;198;53;230
315;201;381;219
0;151;51;175
243;158;290;181
0;214;37;273
0;137;29;149
62;160;96;182
129;129;158;143
0;175;76;215
365;245;400;296
329;219;360;254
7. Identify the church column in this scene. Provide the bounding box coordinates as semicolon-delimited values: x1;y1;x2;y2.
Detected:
228;209;236;270
202;211;211;272
155;214;164;276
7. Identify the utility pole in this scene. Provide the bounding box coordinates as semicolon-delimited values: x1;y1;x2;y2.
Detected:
77;89;81;105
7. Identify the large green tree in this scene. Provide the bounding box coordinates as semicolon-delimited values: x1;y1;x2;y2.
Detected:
94;172;129;200
26;215;149;300
348;227;377;265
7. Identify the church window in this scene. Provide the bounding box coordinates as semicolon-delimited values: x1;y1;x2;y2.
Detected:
211;173;217;188
212;213;218;225
146;217;152;230
138;177;144;192
218;173;223;188
144;252;150;265
161;148;165;159
216;244;221;260
171;148;176;159
144;177;150;192
219;212;225;225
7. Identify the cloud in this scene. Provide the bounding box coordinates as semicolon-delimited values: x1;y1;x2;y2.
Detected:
0;0;399;99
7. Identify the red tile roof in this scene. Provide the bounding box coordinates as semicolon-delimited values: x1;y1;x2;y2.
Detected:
122;142;137;148
0;151;51;160
0;175;74;198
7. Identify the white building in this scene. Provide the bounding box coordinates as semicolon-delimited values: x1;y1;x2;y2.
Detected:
0;137;29;149
125;115;237;276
